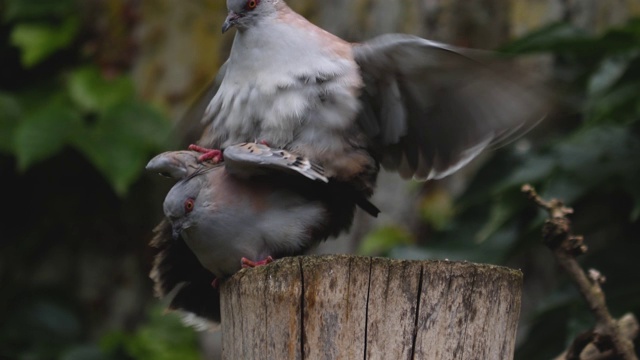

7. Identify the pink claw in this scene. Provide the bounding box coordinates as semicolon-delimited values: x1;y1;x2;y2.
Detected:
241;256;274;269
188;144;223;164
211;278;220;289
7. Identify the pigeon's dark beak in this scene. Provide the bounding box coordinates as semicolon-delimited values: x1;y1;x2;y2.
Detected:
222;12;241;33
171;220;186;241
172;226;182;241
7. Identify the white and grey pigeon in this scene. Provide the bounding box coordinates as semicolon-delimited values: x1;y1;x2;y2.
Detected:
192;0;548;200
148;143;366;322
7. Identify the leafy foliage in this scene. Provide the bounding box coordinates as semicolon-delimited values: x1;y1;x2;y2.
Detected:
0;0;170;196
1;298;84;359
3;0;77;21
0;1;177;359
102;307;200;360
415;19;640;358
358;225;415;256
10;17;80;67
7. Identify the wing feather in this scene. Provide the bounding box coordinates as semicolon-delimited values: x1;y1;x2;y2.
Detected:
354;34;548;180
223;142;329;182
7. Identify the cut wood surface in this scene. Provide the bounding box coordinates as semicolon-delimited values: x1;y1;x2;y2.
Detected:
220;255;522;360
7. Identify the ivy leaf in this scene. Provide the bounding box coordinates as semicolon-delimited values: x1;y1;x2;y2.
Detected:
10;17;79;67
495;155;556;192
102;306;199;360
420;187;455;231
60;346;110;360
358;226;414;256
73;102;170;196
13;101;83;171
499;22;592;55
556;126;640;185
587;53;636;97
0;93;22;154
586;82;640;124
4;0;76;21
475;194;526;243
67;67;136;114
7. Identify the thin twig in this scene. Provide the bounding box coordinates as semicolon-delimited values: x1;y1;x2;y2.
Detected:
522;184;638;360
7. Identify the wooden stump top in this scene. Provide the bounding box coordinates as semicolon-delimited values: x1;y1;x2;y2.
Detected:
220;255;523;360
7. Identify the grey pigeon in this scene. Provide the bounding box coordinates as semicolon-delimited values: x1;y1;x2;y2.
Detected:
193;0;548;199
147;143;368;323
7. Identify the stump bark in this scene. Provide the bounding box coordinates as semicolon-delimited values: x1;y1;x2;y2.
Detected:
220;255;522;360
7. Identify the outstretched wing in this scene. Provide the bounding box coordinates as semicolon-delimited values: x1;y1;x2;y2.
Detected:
223;142;329;183
353;34;548;181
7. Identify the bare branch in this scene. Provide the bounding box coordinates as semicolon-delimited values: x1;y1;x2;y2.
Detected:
522;184;638;360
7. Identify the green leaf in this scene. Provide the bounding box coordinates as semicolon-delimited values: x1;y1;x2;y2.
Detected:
502;19;640;57
475;194;526;243
495;155;556;191
556;126;639;181
419;187;454;231
626;174;640;222
74;102;170;196
10;17;79;67
631;202;640;222
27;301;82;341
4;0;76;21
586;82;640;124
103;306;199;360
500;22;592;55
68;66;136;114
595;22;640;55
13;101;83;171
358;226;414;256
61;346;110;360
0;93;22;154
587;53;637;97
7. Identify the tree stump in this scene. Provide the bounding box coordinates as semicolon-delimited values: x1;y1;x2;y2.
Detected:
220;255;522;360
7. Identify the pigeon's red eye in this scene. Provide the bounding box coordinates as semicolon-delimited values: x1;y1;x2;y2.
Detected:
246;0;258;10
184;198;195;213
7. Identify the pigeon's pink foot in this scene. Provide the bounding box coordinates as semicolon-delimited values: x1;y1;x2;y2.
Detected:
211;277;220;289
258;140;270;146
188;144;223;164
241;256;274;269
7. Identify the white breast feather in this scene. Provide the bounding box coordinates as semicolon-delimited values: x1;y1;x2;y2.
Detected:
205;21;361;153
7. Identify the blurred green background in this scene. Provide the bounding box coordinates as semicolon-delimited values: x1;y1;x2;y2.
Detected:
1;0;639;359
